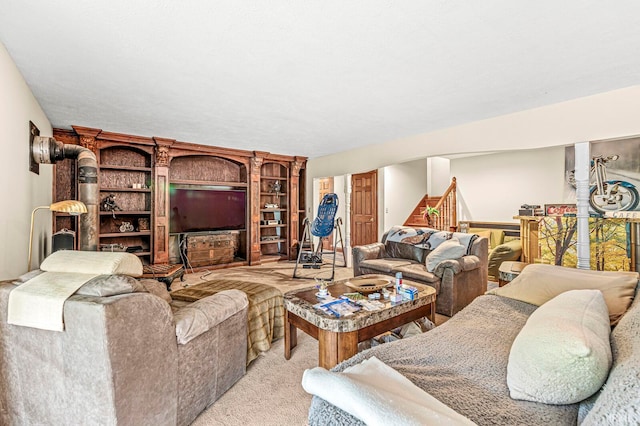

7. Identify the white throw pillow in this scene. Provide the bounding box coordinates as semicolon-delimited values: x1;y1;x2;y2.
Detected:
40;250;143;277
425;237;466;272
507;289;612;405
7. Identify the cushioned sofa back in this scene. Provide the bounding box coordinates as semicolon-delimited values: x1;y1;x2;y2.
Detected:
381;228;479;263
580;283;640;424
468;227;504;250
381;232;429;263
0;282;178;425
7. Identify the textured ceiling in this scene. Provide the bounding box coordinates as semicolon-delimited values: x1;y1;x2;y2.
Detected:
2;1;640;158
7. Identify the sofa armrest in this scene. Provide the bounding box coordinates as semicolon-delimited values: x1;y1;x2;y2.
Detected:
432;255;482;277
432;237;488;277
174;289;249;345
458;255;482;272
488;239;522;279
352;242;385;276
432;258;463;277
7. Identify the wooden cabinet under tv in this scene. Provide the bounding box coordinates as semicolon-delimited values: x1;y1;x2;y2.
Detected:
185;233;238;267
52;126;306;269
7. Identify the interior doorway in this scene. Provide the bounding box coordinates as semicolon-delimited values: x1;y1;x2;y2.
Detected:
350;170;378;247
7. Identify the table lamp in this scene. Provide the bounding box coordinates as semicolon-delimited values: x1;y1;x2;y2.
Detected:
28;200;87;271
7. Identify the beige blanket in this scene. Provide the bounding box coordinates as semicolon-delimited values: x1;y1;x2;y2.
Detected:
171;279;284;364
7;271;97;331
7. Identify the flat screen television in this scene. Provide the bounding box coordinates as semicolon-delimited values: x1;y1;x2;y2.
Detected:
170;185;247;233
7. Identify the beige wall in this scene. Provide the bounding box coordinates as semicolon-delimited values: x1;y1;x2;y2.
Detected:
382;158;428;229
451;146;566;222
307;85;640;229
308;85;640;180
0;42;52;279
427;157;451;196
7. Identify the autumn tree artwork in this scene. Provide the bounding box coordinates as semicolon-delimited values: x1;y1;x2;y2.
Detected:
538;217;630;271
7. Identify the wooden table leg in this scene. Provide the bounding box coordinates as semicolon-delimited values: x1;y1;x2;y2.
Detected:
318;329;338;369
318;329;358;369
337;331;358;364
284;310;297;360
428;299;436;325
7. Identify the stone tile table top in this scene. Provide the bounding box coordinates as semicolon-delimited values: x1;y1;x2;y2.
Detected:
284;274;436;333
284;274;437;369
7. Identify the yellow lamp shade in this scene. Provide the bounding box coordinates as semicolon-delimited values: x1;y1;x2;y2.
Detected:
28;200;87;271
49;200;87;215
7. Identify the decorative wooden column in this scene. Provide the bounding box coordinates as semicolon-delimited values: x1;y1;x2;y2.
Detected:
289;158;305;258
153;138;175;264
72;126;100;155
514;216;541;263
250;153;265;264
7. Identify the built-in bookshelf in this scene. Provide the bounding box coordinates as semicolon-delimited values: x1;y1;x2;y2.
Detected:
98;146;154;264
52;127;307;268
260;162;289;262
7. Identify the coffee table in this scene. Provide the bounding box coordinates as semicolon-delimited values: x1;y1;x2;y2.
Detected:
284;275;436;369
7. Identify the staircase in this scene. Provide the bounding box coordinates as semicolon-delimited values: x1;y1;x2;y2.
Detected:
403;177;457;231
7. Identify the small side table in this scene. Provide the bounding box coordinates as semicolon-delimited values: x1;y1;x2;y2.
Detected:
142;264;185;290
498;261;527;287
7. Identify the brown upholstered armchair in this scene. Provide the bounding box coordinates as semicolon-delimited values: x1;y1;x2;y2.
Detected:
352;227;488;317
460;221;522;281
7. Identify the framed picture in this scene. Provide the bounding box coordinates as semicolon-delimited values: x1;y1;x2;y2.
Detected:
545;204;577;217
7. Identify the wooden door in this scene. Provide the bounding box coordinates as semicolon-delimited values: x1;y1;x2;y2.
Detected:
351;170;378;247
318;178;334;249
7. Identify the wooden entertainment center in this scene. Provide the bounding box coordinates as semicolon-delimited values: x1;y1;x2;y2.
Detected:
52;126;307;268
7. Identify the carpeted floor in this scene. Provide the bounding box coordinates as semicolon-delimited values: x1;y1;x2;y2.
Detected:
176;260;350;425
172;259;354;294
191;331;317;426
176;261;485;425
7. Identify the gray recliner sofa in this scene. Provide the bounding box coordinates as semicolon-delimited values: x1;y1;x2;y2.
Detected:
352;227;488;316
0;279;248;426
